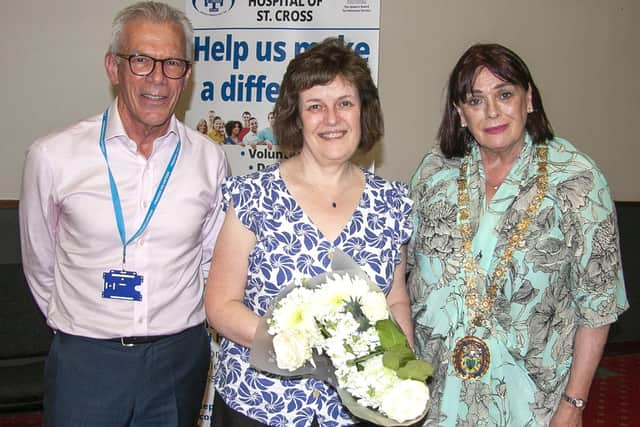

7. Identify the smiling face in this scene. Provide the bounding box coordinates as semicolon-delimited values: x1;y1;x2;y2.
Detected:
213;118;224;132
242;112;251;127
298;74;361;165
232;122;241;136
249;118;258;133
105;18;190;142
456;67;532;156
196;119;207;134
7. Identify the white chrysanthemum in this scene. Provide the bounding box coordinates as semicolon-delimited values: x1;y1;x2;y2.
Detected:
343;274;372;297
268;287;317;337
312;277;351;319
312;274;369;314
272;329;313;371
379;379;430;422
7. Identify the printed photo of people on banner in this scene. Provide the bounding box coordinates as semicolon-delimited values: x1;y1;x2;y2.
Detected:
185;0;380;177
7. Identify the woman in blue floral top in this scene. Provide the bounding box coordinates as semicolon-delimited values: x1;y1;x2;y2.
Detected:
408;43;628;426
204;38;414;427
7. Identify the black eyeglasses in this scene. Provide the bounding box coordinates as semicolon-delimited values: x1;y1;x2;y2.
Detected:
116;53;191;79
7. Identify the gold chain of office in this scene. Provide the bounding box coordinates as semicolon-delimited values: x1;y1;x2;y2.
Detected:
457;144;548;328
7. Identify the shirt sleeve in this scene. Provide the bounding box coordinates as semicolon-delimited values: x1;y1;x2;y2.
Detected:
387;180;414;266
200;153;231;280
406;152;433;272
393;181;414;244
19;142;59;316
570;166;628;327
221;173;261;235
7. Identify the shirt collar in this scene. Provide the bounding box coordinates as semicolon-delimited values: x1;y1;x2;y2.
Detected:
104;98;180;147
470;132;537;185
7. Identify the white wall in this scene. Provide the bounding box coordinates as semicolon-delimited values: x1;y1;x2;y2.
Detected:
1;0;638;200
377;0;640;201
0;0;183;200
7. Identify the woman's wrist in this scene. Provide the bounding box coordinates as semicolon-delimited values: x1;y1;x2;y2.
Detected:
560;392;587;410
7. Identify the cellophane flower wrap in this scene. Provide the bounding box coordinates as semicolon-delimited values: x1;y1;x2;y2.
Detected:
250;250;432;426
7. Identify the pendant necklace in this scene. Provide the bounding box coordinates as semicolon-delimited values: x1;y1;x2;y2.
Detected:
325;164;354;209
451;143;548;381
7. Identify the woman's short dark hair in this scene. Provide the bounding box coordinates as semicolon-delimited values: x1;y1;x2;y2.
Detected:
273;37;383;153
225;120;241;136
438;43;554;158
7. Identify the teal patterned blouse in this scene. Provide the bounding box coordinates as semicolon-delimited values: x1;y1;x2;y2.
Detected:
408;135;628;426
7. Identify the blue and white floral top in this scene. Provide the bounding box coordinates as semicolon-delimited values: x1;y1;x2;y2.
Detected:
214;163;413;427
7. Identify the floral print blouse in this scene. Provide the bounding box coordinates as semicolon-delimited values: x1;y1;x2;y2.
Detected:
214;163;412;427
408;135;628;426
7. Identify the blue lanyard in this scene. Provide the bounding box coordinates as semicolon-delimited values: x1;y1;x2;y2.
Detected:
99;110;181;267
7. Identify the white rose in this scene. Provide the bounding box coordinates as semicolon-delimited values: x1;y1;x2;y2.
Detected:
360;290;389;323
379;379;429;423
272;330;312;371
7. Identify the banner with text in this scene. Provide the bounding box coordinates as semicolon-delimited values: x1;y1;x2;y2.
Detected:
185;0;380;177
185;2;380;424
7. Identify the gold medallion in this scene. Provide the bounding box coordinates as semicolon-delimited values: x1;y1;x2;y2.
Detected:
452;335;490;380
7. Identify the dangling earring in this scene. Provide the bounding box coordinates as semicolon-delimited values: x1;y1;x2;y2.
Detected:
527;106;533;113
461;122;467;128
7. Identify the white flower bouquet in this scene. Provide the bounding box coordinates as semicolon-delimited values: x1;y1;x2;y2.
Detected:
250;251;432;426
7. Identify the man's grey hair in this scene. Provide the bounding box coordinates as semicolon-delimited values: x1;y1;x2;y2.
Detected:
109;1;194;61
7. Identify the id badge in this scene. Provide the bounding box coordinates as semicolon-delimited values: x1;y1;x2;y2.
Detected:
102;269;143;301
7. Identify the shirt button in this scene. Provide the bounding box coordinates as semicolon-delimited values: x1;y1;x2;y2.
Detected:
312;390;320;398
138;240;144;247
328;250;334;260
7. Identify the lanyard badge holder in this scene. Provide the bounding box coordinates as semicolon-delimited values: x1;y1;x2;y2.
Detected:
98;110;181;302
103;269;143;301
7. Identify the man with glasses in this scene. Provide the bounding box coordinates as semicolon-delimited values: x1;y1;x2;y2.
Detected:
19;2;227;426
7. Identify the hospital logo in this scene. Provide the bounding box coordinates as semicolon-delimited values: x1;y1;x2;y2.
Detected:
192;0;235;16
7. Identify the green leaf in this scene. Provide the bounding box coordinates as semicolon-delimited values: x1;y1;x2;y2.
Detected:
396;359;434;382
376;319;433;382
382;345;415;370
375;319;408;350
